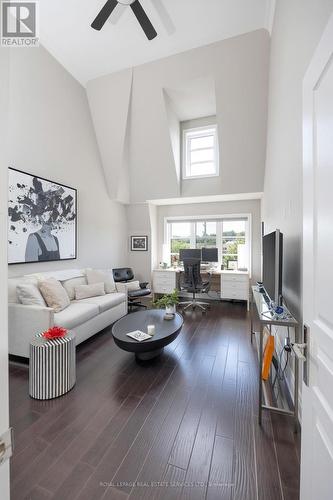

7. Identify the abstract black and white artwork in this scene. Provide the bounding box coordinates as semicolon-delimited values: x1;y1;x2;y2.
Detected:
131;235;148;251
8;168;77;264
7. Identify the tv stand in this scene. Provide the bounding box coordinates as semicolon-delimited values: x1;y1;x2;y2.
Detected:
250;285;300;431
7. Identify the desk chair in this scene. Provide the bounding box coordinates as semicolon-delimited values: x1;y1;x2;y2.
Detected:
112;268;151;310
178;258;211;312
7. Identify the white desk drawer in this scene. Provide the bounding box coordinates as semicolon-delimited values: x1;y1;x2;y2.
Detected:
153;276;176;287
153;284;175;294
221;289;249;300
154;271;175;281
222;281;249;292
222;274;248;284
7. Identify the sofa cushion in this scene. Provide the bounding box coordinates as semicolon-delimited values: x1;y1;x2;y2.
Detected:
17;284;46;307
86;269;116;293
62;276;87;300
74;292;126;313
38;278;70;313
54;302;99;330
75;282;105;300
8;277;38;303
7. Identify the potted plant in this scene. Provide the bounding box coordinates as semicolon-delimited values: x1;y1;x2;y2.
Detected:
153;289;179;315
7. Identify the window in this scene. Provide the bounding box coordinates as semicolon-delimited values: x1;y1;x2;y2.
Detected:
195;221;217;249
221;220;246;270
183;125;219;179
170;222;191;266
165;216;250;272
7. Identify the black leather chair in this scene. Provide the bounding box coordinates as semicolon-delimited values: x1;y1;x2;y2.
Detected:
112;268;151;311
178;258;211;312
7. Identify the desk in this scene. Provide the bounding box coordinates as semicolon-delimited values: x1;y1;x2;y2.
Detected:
152;269;249;309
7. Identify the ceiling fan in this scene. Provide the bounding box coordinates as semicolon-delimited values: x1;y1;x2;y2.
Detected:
91;0;158;40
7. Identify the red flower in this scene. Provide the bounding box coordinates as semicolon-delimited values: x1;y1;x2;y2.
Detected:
42;326;68;340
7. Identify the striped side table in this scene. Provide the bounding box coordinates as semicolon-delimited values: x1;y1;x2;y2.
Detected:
29;332;76;400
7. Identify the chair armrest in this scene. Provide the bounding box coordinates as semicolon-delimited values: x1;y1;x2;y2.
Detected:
8;303;54;357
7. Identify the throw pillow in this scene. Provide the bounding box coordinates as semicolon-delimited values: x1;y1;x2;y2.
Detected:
38;278;70;313
75;282;106;300
86;269;116;294
62;276;87;300
17;284;46;307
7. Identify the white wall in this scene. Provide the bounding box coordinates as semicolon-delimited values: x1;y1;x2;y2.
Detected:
8;46;128;278
88;29;269;203
0;45;10;500
262;0;333;411
129;29;269;203
126;203;152;282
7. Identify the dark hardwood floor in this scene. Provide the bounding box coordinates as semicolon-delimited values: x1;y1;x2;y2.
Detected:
9;302;300;500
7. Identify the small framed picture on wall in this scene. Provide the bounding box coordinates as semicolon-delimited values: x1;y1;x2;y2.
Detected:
131;235;148;252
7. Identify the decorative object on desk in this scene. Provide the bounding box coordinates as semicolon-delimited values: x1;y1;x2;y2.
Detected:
42;326;68;340
227;260;237;270
131;235;148;251
159;262;168;269
153;289;179;318
262;334;275;380
147;325;155;336
257;281;265;293
126;330;151;342
164;313;175;321
8;167;77;265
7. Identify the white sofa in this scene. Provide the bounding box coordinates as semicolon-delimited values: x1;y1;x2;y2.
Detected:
8;269;129;358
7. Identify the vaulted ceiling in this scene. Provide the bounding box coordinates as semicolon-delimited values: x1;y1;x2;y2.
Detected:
40;0;275;85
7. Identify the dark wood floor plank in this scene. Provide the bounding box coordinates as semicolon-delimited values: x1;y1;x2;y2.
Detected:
168;354;218;470
24;485;52;500
232;361;257;500
126;384;197;500
206;435;233;500
270;412;300;499
155;465;186;500
52;461;95;500
110;360;197;496
255;410;283;500
180;404;217;500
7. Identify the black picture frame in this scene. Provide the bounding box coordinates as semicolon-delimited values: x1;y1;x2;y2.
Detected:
130;235;148;252
8;167;78;265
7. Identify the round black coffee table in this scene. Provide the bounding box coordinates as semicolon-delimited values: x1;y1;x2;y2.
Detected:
112;309;183;361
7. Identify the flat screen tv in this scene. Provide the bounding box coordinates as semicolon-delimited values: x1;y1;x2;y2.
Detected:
262;230;283;304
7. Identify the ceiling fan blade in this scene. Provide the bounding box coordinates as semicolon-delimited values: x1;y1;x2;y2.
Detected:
130;0;157;40
91;0;119;31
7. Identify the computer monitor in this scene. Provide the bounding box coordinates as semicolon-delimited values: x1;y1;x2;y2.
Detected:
179;248;201;261
202;248;218;262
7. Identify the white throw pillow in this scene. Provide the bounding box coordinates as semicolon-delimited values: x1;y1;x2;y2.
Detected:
62;276;87;300
38;278;70;313
86;269;116;294
8;277;38;303
17;284;46;307
74;282;106;300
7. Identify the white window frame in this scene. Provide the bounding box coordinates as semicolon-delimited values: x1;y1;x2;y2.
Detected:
164;214;252;276
182;124;219;180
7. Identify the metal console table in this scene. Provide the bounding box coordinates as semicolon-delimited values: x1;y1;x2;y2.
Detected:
250;286;300;430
